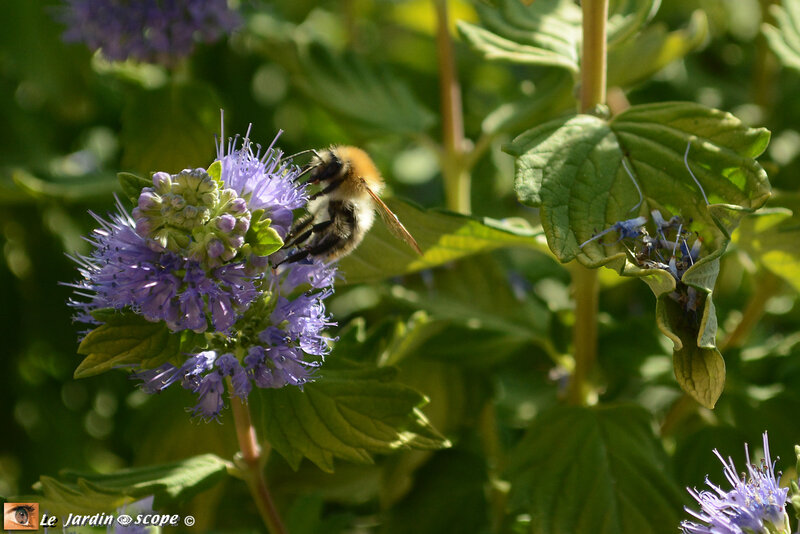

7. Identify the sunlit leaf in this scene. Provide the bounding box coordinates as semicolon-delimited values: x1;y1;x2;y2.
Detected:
507;404;684;534
457;0;659;72
27;455;229;517
608;10;709;88
75;311;181;378
338;198;549;283
252;359;450;473
508;102;770;267
735;192;800;292
764;2;800;72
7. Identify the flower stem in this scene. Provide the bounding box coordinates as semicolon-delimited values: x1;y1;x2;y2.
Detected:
229;389;287;534
434;0;470;213
566;0;608;406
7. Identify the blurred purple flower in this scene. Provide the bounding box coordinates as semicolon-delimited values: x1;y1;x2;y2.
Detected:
57;0;240;65
681;432;791;534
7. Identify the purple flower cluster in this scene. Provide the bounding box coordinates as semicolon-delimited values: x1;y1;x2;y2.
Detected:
682;433;791;534
68;125;338;421
68;202;259;333
58;0;240;65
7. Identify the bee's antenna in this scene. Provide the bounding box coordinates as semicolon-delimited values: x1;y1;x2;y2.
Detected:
620;157;644;213
292;162;322;183
279;148;322;165
684;139;710;206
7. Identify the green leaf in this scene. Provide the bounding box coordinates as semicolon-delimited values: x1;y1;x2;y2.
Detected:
249;217;284;256
764;2;800;72
118;172;152;204
120;82;220;175
457;0;659;72
508;102;770;267
75;311;181;378
28;454;229;516
506;404;684;534
293;41;435;135
734;192;800;292
659;297;726;409
11;169;118;202
251;360;450;472
206;160;222;186
608;10;709;89
338;198;549;284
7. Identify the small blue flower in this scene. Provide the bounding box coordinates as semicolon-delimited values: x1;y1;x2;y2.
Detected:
682;432;791;534
57;0;240;65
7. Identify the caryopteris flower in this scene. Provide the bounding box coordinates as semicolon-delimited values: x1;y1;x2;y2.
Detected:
681;432;791;534
68;121;338;421
57;0;240;65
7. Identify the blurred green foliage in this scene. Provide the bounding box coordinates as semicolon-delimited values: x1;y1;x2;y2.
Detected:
2;0;800;532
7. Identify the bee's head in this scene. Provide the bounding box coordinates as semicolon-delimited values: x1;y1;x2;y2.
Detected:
307;148;345;184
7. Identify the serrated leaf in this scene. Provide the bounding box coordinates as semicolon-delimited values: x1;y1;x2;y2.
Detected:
293;41;434;135
608;10;708;88
507;404;684;534
338;198;549;284
764;2;800;72
75;311;181;378
118;172;152;204
252;360;450;473
507;102;767;368
120;82;220;175
249;217;284;256
458;0;659;72
27;455;229;517
735;192;800;292
507;102;770;268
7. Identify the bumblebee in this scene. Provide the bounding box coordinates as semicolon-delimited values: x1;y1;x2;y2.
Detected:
280;146;422;264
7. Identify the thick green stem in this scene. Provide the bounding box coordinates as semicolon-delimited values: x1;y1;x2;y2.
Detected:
434;0;470;213
566;0;608;406
720;270;783;352
230;390;287;534
580;0;608;113
567;263;599;405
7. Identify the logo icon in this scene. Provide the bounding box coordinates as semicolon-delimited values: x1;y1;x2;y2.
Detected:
116;514;133;526
3;503;39;531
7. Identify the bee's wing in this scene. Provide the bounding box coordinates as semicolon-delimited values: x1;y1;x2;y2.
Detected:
363;183;423;255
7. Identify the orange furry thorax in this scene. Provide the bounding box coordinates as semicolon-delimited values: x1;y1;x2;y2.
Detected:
332;145;385;192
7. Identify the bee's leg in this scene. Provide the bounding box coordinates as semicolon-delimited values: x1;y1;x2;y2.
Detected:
283;213;314;248
283;220;333;250
308;177;346;201
282;203;355;264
